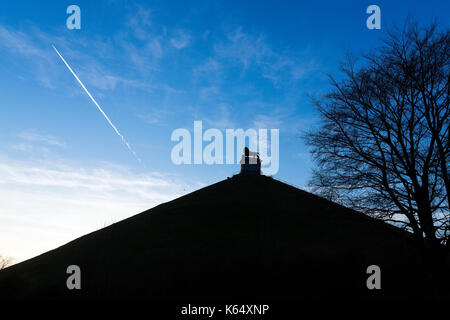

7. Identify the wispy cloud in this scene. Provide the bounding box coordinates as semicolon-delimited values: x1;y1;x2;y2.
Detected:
214;27;317;84
0;24;59;88
18;130;65;147
193;58;222;79
12;130;64;155
138;108;173;125
0;157;198;263
0;22;162;93
0;25;46;57
199;85;221;101
215;27;272;69
170;30;191;49
127;6;152;29
121;4;165;68
253;114;284;129
203;103;235;129
11;143;34;153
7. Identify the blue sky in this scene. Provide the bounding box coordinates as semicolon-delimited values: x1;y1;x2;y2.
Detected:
0;0;448;262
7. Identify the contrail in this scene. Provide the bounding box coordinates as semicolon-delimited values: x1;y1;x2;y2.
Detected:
52;44;141;163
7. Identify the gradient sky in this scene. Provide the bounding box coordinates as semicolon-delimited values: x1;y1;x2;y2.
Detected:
0;0;448;263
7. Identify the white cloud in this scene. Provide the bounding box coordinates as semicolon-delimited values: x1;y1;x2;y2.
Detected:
0;24;60;89
18;130;65;147
215;27;272;69
11;143;33;152
253;114;283;129
199;85;221;101
193;58;221;78
0;25;46;57
146;37;163;58
138;108;173;125
0;23;159;93
215;27;317;84
11;130;64;155
127;6;152;28
170;30;191;49
203;103;235;129
121;5;166;65
0;158;196;263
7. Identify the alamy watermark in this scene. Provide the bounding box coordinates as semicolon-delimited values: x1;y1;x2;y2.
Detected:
66;265;81;290
171;121;279;175
366;5;381;30
66;5;81;30
366;265;381;289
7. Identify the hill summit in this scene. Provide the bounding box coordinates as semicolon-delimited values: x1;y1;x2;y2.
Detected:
0;175;448;299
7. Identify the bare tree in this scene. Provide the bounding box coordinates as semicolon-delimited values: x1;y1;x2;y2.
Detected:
305;21;449;253
0;254;13;270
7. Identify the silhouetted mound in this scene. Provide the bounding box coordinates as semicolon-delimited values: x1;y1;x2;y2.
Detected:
0;175;448;300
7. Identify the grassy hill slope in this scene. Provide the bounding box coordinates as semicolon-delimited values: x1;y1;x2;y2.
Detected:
1;175;448;299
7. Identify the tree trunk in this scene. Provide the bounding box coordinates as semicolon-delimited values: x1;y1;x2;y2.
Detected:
413;185;439;247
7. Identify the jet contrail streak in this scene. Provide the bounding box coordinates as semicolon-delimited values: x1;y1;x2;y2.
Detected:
52;44;141;163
